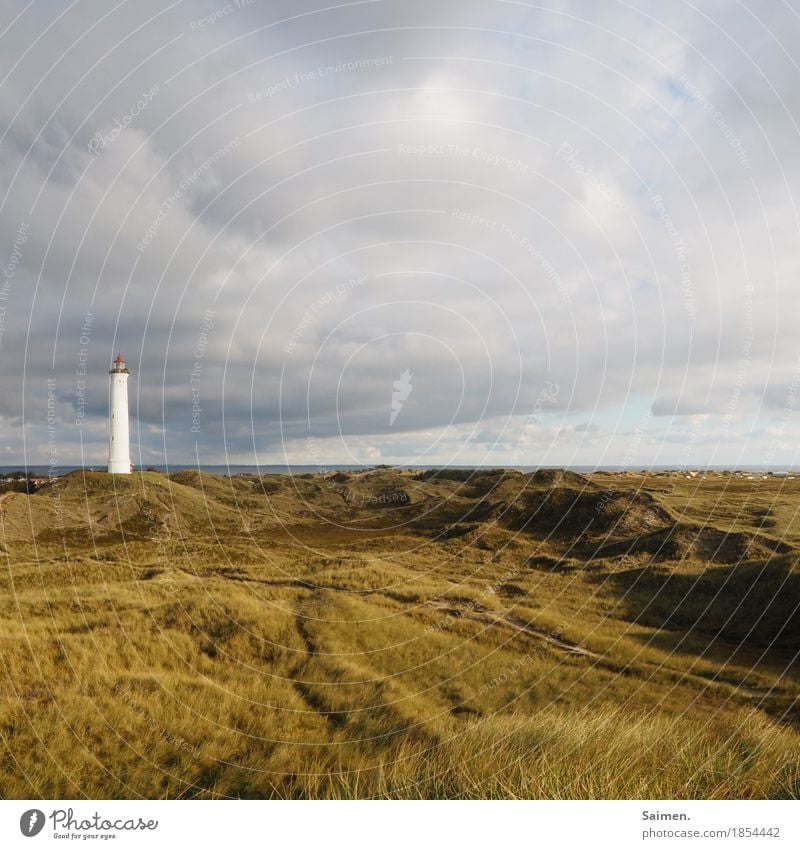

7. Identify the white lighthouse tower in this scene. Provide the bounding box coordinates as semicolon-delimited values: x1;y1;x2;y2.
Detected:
108;354;132;474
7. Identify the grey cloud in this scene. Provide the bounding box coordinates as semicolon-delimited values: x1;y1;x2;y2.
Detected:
2;0;798;466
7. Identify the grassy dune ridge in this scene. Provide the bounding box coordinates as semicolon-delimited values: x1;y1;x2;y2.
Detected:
0;467;798;798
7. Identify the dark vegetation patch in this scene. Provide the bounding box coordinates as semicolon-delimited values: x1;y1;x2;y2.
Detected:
753;507;777;530
526;554;575;573
256;477;283;495
369;490;411;508
593;525;791;564
437;523;478;541
526;469;594;488
413;468;508;483
605;557;800;648
503;487;672;541
0;477;37;494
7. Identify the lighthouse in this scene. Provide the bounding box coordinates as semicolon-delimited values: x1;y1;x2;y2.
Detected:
108;354;132;474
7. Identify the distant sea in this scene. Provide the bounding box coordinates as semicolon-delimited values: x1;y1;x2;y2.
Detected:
2;464;798;477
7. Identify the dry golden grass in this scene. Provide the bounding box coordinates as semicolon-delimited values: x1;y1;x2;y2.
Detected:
0;468;798;798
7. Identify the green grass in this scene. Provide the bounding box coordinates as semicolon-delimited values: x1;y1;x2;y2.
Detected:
0;468;798;798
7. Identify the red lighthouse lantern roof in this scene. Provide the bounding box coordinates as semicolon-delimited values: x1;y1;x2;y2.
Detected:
114;354;125;363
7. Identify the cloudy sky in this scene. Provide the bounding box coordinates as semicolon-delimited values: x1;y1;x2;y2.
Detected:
2;0;799;469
